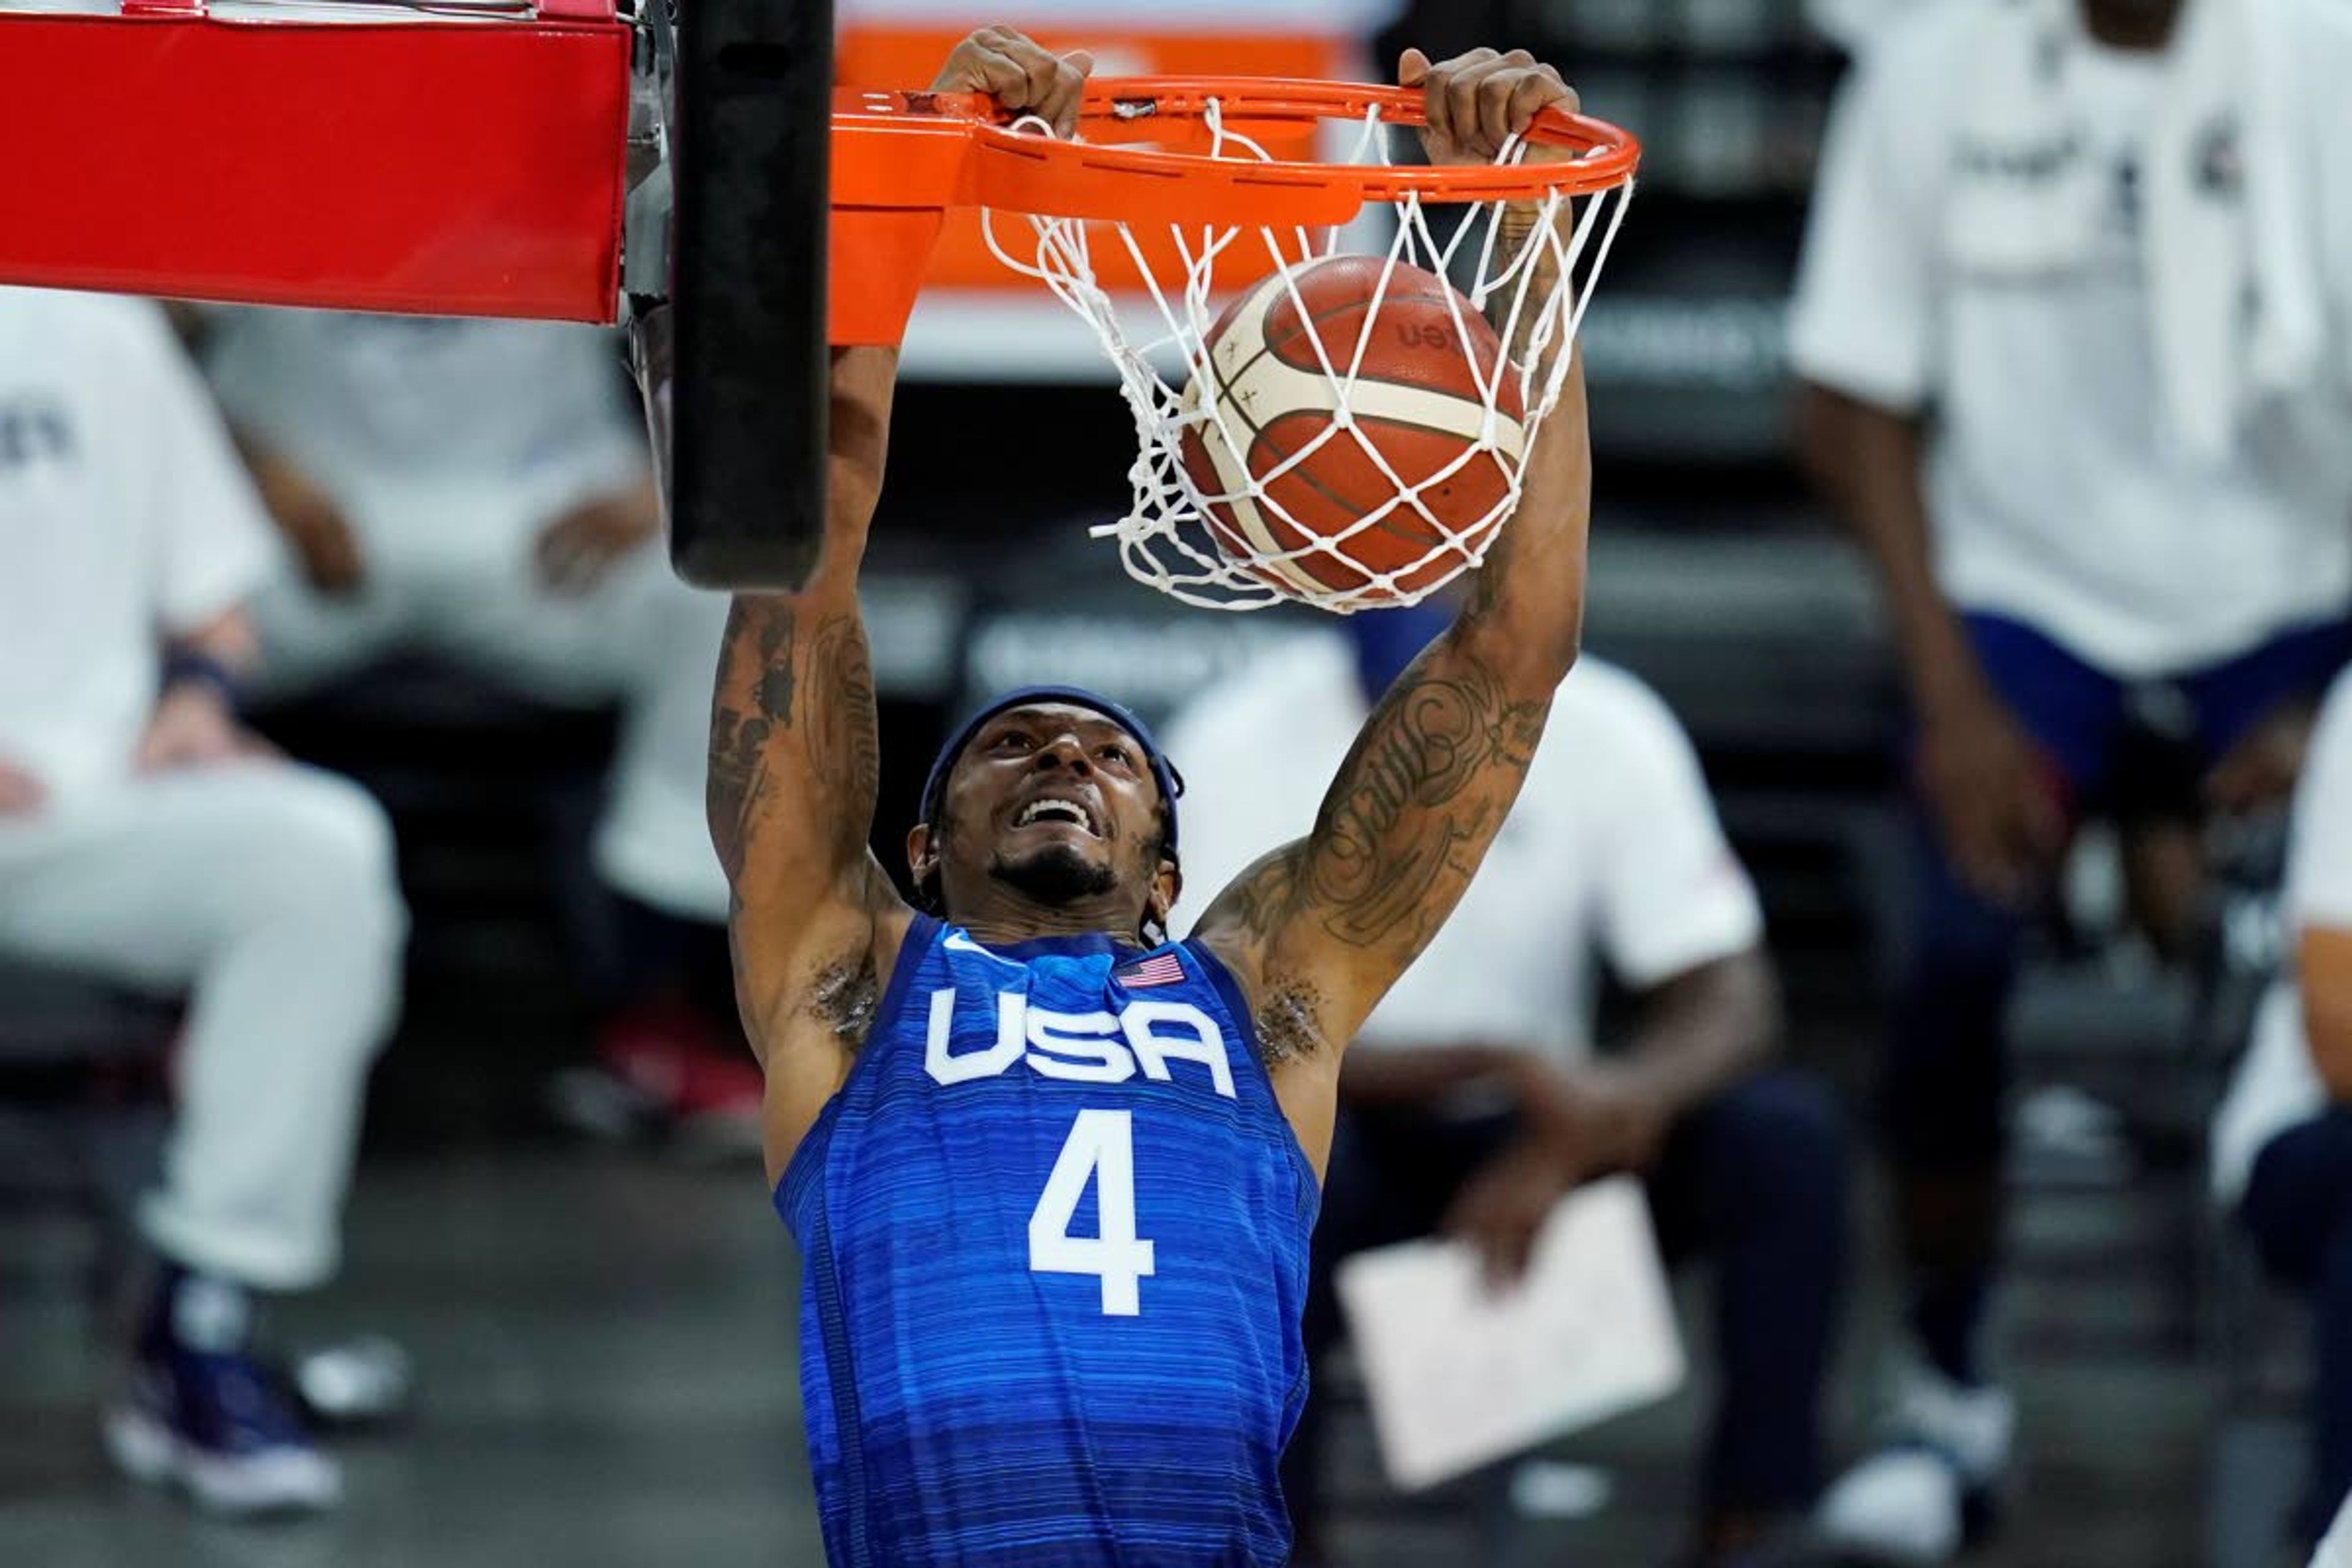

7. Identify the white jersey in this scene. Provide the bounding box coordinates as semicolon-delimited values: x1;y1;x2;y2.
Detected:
1166;638;1764;1069
2275;0;2352;380
1804;0;1926;50
2212;663;2352;1205
0;290;276;802
1789;1;2352;676
201;311;650;571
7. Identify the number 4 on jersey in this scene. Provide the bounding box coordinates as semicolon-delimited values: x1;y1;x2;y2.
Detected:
1028;1109;1156;1316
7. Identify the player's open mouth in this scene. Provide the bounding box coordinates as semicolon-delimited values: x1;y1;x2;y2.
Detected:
1012;796;1101;837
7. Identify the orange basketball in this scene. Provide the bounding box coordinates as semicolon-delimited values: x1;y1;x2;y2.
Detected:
1177;255;1528;603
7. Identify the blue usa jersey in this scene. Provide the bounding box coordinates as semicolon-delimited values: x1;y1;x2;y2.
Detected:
776;915;1319;1566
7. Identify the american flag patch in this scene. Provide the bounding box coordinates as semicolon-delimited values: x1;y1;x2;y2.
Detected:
1116;952;1186;989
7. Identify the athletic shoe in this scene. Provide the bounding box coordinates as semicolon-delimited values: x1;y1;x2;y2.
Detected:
107;1293;340;1515
106;1264;340;1515
1814;1366;2014;1564
548;1002;764;1158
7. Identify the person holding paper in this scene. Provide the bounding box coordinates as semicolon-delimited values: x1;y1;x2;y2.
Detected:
1166;601;1850;1568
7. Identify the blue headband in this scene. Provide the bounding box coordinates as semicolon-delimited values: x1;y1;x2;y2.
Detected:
919;685;1185;857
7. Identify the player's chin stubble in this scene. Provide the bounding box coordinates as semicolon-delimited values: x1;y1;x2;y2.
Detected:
990;842;1120;906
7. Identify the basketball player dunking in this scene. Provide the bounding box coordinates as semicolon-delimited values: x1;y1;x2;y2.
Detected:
714;29;1589;1564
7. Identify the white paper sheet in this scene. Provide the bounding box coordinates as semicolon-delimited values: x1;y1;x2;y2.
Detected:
1333;1175;1686;1492
2312;1488;2352;1568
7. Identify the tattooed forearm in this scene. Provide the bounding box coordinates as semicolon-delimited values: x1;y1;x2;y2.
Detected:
708;598;798;883
1300;652;1545;950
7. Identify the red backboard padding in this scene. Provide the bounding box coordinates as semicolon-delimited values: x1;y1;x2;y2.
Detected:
1;11;631;322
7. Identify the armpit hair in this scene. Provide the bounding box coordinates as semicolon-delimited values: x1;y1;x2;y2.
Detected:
1253;978;1329;1069
807;956;881;1050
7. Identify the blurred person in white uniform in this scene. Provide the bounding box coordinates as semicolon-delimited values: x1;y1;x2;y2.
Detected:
194;310;752;1146
1803;0;1928;51
2213;665;2352;1556
1167;603;1850;1568
1791;0;2352;1557
2272;0;2352;352
0;288;406;1513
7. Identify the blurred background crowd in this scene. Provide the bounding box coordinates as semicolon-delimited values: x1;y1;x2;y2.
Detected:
3;0;2350;1565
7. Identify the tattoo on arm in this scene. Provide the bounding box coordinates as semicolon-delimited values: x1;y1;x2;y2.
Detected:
1298;655;1545;954
1199;649;1548;1071
1224;848;1302;935
707;599;884;892
708;599;798;884
1207;853;1324;1067
810;613;881;828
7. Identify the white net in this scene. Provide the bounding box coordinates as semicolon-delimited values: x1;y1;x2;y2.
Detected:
983;99;1634;614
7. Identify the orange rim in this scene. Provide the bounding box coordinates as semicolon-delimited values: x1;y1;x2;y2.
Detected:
834;76;1638;222
827;75;1638;345
1066;77;1636;195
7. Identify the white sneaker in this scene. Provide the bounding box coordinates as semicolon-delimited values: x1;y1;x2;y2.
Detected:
106;1351;342;1516
1889;1364;2015;1485
1815;1366;2015;1564
1816;1447;1965;1564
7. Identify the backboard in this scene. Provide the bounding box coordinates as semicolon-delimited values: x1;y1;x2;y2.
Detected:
0;0;834;592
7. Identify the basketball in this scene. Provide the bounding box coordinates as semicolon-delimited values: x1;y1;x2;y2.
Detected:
1177;255;1528;603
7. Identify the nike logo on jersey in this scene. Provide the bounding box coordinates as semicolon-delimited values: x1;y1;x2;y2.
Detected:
941;930;1023;967
923;987;1237;1100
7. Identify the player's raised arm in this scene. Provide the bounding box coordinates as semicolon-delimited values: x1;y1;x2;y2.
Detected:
1190;49;1592;1169
714;29;1094;1077
710;344;907;1061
